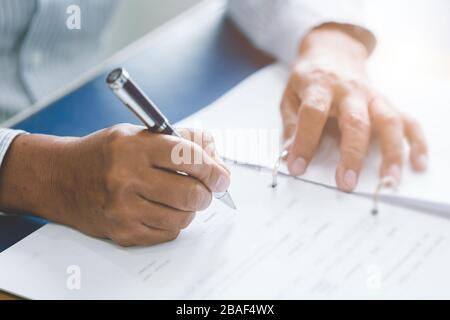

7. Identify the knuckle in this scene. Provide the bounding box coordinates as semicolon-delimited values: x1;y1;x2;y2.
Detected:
105;123;133;146
307;68;337;84
344;79;368;94
104;131;124;156
108;123;130;134
104;123;151;156
304;91;329;107
343;113;370;131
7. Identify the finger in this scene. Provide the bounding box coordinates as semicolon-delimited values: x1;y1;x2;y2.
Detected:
369;97;405;183
111;224;180;247
280;82;301;143
336;95;371;192
137;198;196;232
137;167;212;212
287;85;333;176
403;115;428;172
177;128;229;173
150;136;230;193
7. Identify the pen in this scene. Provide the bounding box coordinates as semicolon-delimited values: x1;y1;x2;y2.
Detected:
106;67;236;210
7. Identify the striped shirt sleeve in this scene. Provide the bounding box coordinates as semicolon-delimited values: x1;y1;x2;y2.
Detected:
0;129;28;168
228;0;376;65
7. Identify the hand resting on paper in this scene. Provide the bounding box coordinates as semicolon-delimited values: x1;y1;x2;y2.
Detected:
0;125;230;246
281;25;428;192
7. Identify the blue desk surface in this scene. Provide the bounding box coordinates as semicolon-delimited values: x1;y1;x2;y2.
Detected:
0;2;272;252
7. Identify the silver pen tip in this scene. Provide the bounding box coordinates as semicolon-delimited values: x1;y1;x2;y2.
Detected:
220;191;237;210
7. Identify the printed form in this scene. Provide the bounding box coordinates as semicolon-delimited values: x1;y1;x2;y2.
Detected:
0;164;449;299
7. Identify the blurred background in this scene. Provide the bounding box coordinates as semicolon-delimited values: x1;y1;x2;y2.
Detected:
364;0;450;84
105;0;202;55
106;0;449;82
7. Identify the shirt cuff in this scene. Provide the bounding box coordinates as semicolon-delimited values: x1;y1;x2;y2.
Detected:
271;17;377;66
0;129;28;168
228;0;377;66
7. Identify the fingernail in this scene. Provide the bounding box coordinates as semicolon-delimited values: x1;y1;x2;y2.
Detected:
215;175;230;192
385;164;401;184
416;154;428;171
289;158;307;176
343;170;358;191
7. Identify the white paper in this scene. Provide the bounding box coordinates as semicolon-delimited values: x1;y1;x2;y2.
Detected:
178;64;450;209
0;164;449;299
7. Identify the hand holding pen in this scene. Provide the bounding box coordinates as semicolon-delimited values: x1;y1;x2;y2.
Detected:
107;68;236;210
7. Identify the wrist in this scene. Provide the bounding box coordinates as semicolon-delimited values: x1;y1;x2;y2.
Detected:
0;134;78;222
298;25;368;71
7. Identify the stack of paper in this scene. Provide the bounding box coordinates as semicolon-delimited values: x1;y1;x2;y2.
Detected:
179;64;450;215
